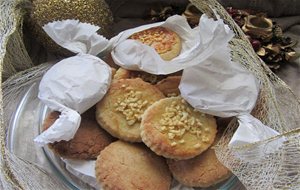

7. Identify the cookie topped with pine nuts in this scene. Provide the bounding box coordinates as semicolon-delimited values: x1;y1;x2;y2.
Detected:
96;78;165;142
129;26;182;61
141;96;217;160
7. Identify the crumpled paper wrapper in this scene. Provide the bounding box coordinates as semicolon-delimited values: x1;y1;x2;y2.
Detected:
34;20;112;146
43;20;109;55
110;14;234;74
179;41;283;161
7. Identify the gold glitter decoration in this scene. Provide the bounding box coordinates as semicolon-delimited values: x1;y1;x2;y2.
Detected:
29;0;113;55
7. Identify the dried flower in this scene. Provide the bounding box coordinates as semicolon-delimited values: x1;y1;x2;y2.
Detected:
242;15;273;41
226;7;299;70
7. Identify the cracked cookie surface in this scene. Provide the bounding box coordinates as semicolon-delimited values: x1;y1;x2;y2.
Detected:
95;141;171;190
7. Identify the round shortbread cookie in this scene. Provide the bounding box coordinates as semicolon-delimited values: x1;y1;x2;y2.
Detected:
167;133;231;187
43;111;115;160
95;141;171;190
96;78;165;142
129;26;181;61
141;96;217;159
155;76;181;97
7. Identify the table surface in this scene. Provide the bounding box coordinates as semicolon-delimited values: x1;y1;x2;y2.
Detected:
276;26;300;98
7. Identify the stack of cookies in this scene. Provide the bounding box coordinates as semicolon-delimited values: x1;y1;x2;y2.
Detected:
42;26;232;190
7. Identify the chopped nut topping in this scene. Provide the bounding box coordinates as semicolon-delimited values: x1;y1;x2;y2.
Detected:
115;89;149;126
202;136;209;143
168;133;175;140
159;126;167;132
193;143;201;148
166;92;178;97
203;127;210;132
159;98;206;148
129;27;177;54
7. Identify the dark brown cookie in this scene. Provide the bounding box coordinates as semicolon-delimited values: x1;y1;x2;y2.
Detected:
43;111;115;160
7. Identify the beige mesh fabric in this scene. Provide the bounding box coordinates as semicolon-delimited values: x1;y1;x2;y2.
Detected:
1;63;71;190
1;0;300;189
0;0;34;81
190;1;300;189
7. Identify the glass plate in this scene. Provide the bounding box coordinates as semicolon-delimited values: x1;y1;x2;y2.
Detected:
7;82;245;190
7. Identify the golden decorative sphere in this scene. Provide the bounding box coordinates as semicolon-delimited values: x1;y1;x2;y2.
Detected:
29;0;113;55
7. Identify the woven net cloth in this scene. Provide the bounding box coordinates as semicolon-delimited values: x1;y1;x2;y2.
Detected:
1;0;300;189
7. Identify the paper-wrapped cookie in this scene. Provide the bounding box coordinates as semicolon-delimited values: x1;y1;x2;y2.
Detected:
109;14;234;74
179;42;284;161
34;20;111;146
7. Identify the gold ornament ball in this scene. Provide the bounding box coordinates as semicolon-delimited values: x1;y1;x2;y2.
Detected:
30;0;114;55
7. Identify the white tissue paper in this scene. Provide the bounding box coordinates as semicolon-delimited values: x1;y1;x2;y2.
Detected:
179;42;283;161
63;159;100;189
34;20;111;146
110;14;234;75
43;20;108;56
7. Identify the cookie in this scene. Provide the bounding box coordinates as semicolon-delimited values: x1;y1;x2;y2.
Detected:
113;67;167;85
167;136;231;187
95;141;171;190
110;67;116;78
104;52;119;69
155;76;181;97
96;78;165;142
43;111;115;160
129;26;181;61
141;96;217;159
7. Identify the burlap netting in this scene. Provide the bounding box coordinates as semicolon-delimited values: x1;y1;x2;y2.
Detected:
1;0;300;189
